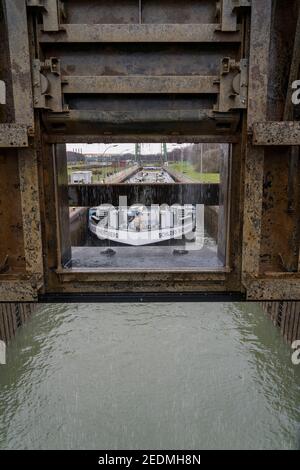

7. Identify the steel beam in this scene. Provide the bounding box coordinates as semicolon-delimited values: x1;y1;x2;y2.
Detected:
38;23;242;43
0;280;38;302
242;0;272;278
284;6;300;121
46;135;239;144
46;109;221;124
18;147;44;278
245;276;300;300
0;124;28;147
5;0;34;127
63;76;219;95
253;122;300;146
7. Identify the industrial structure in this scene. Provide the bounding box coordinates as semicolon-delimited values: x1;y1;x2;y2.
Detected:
0;0;300;316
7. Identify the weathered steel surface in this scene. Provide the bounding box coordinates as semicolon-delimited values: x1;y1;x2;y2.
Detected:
215;58;248;112
284;6;300;121
242;0;272;279
247;0;272;130
0;150;26;273
242;145;264;276
216;0;251;32
38;23;242;43
46;109;227;124
0;124;28;147
63;76;220;95
44;109;240;138
1;0;300;301
245;277;300;301
54;144;72;267
18;146;44;278
46;135;240;144
5;0;34;126
260;147;300;274
253;122;300;146
0;280;38;302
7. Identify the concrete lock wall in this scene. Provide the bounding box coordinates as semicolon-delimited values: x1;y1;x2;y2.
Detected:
204;206;219;241
0;303;36;344
261;302;300;345
70;208;88;246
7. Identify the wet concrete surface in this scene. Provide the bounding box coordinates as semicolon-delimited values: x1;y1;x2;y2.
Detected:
70;232;222;269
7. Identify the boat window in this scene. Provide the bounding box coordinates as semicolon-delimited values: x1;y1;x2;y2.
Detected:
63;143;230;270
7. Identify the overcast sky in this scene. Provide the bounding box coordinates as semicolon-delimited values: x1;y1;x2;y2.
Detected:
66;143;187;155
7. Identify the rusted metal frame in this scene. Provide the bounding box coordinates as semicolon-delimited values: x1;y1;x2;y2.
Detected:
18;144;44;280
5;0;34;128
54;144;72;267
0;149;26;273
224;143;242;290
217;0;238;32
283;3;300;273
223;145;233;272
38;24;242;43
226;99;248;291
63;76;219;95
214;58;248;112
45;134;240;144
242;145;265;276
253;122;300;145
0;280;39;302
47;273;229;293
242;0;272;280
52;145;64;271
56;269;229;279
45;109;237;124
38;142;61;292
244;276;300;301
287;146;300;216
0;124;28;147
43;0;61;32
47;283;229;294
27;0;61;32
284;4;300;121
32;58;64;112
216;0;251;32
283;6;300;264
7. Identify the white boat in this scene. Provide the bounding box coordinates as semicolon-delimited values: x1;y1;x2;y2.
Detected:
88;204;196;246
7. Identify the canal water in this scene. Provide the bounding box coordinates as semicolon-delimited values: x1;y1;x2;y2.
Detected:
0;302;299;450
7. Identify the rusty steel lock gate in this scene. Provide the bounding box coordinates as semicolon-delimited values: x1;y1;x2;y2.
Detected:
0;0;300;301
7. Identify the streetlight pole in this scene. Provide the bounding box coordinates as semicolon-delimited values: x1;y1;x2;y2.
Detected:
201;143;203;182
100;144;118;159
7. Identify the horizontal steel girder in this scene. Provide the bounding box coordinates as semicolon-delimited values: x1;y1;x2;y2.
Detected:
62;76;220;95
253;122;300;146
38;23;242;43
0;124;28;147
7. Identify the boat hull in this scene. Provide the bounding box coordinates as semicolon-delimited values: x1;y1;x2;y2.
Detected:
88;206;196;246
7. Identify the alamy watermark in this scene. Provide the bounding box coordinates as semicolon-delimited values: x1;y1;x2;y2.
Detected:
91;196;205;250
291;340;300;366
0;340;6;365
292;80;300;105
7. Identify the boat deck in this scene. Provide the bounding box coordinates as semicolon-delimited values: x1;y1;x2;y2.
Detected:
70;243;222;269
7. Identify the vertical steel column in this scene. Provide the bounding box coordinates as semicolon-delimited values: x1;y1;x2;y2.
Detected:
242;0;272;278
